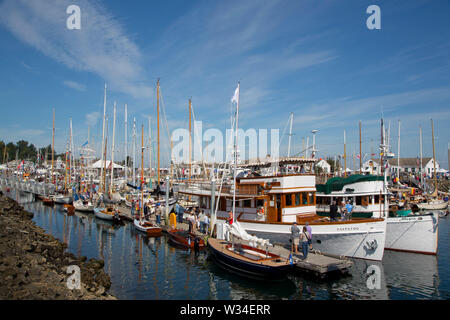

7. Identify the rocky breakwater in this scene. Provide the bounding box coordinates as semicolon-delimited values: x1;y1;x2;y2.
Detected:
0;194;117;299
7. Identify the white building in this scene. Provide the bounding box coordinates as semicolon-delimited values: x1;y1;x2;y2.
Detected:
362;157;440;176
315;159;331;173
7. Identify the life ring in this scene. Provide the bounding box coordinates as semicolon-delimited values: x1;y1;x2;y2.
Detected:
257;206;265;217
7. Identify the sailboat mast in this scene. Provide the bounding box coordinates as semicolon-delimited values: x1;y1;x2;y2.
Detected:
110;102;116;193
431;119;437;196
157;79;160;184
100;84;107;192
125;104;128;183
133;117;136;186
343;130;346;177
51;108;55;185
69;118;73;185
189;98;192;185
141;124;144;219
420;126;423;187
397;120;401;178
287;112;293;157
148;116;151;184
103;117;108;194
359;120;362;174
232;82;240;223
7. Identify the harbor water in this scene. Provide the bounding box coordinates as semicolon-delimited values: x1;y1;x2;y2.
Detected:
8;190;450;300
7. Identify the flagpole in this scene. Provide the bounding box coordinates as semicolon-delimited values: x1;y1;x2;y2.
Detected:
419;125;423;187
359;120;362;174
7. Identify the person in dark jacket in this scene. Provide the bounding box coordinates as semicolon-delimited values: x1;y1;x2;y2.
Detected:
330;201;339;221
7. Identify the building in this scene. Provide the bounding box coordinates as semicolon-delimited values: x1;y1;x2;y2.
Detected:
362;157;440;176
315;159;331;173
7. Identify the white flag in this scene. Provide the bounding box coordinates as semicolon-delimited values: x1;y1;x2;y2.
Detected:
231;85;239;104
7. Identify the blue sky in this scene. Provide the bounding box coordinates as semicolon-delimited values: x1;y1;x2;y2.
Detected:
0;0;449;168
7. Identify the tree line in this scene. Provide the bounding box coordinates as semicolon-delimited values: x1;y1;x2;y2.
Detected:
0;140;64;164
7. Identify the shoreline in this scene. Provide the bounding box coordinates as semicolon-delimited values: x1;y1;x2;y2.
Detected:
0;193;117;300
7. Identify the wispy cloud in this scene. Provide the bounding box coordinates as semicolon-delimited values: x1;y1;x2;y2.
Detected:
63;80;86;91
85;111;100;127
0;0;151;99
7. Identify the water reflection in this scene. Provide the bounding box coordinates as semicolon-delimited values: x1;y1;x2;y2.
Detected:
3;188;448;300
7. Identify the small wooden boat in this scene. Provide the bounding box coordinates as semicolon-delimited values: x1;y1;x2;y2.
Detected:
208;238;292;279
73;200;94;212
52;194;73;204
94;207;116;221
63;204;75;214
167;229;205;250
42;197;54;206
133;219;162;236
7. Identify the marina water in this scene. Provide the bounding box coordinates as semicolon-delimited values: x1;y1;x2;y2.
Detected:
9;190;450;300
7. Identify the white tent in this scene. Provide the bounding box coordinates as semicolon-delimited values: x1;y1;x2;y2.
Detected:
90;160;124;169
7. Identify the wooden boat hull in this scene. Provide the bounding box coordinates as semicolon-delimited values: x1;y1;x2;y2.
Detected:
42;198;54;206
94;208;114;221
63;204;75;214
417;201;448;210
167;229;205;250
208;238;292;279
133;219;162;236
52;195;73;204
73;200;94;212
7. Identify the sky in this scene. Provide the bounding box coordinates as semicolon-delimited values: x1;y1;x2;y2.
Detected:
0;0;449;169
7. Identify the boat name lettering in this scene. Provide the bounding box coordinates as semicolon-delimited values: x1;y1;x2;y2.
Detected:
336;226;360;231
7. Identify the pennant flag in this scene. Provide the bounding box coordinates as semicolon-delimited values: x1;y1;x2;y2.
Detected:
356;154;360;159
231;84;239;104
81;141;89;147
17;160;24;169
289;253;294;265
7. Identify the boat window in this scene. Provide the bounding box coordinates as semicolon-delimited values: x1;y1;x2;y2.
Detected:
285;194;292;207
243;199;252;208
302;192;308;205
308;192;314;205
356;196;362;205
256;199;265;207
295;193;301;206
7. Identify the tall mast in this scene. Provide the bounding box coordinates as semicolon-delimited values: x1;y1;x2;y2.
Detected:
141;124;144;220
359;120;362;174
431;119;437;197
287;112;293;157
189;98;192;185
343;130;346;177
397;120;401;178
69;118;73;185
100;84;107;192
232;82;240;224
110;102;116;193
51;108;55;185
125;104;128;183
157;79;160;184
419;126;423;187
103;117;108;194
148;116;152;184
133;117;136;186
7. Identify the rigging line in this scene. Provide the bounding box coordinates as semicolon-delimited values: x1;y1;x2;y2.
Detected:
278;114;292;146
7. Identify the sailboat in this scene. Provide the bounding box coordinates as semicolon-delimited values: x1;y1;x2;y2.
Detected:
133;124;162;236
417;119;448;211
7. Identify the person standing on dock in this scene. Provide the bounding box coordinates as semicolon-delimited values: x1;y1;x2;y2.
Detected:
155;203;161;225
299;226;310;260
305;222;313;250
290;222;300;254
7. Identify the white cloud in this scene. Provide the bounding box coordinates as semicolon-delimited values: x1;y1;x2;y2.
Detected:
63;80;86;91
0;0;151;99
85;111;100;127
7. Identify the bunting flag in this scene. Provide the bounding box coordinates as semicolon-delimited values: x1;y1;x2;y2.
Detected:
289;253;294;265
17;160;24;170
81;141;89;147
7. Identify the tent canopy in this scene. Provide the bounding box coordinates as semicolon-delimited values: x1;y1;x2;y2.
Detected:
90;160;124;169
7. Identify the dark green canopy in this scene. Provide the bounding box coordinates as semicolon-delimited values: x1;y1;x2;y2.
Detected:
316;174;386;194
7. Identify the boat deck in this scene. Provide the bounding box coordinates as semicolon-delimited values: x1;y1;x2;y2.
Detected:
231;238;353;278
